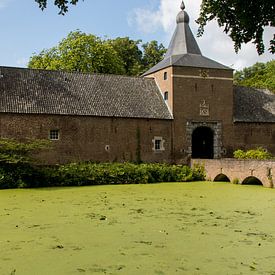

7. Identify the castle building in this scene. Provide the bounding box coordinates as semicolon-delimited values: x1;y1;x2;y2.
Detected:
0;3;274;164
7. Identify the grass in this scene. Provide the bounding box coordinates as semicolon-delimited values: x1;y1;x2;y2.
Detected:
0;181;275;274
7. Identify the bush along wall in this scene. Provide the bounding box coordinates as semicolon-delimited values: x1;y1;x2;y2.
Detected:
233;147;273;160
0;162;205;189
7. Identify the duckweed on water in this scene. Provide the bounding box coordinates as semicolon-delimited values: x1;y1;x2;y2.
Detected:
0;181;275;274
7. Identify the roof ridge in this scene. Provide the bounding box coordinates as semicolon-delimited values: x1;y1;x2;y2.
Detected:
0;66;148;80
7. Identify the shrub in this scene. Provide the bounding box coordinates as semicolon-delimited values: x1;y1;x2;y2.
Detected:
233;147;272;160
0;162;205;189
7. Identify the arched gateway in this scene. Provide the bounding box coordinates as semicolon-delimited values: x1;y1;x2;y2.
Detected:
192;126;214;159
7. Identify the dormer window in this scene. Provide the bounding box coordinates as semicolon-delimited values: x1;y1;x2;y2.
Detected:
164;72;167;80
164;91;169;101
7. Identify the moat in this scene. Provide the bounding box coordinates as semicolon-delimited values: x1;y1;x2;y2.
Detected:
0;182;274;274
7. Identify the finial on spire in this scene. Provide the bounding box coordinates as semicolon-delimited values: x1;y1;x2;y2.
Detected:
180;1;185;11
177;1;189;24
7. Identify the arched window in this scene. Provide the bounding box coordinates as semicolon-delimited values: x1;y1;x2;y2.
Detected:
164;91;169;101
164;72;167;80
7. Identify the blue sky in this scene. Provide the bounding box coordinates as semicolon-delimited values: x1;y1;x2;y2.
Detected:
0;0;274;70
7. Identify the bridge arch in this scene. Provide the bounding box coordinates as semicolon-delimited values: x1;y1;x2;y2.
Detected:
242;176;263;186
214;173;230;182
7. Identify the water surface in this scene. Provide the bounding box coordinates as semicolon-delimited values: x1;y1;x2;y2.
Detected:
0;182;275;274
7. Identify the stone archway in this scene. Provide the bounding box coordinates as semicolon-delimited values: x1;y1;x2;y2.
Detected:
192;126;214;159
186;121;222;159
214;173;231;182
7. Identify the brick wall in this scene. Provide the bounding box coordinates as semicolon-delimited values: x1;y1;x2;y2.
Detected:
192;158;275;188
171;66;234;161
0;113;172;164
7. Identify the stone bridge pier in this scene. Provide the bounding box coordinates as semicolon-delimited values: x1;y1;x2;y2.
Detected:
191;159;275;188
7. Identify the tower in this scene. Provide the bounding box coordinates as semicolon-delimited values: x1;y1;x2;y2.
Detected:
144;1;234;162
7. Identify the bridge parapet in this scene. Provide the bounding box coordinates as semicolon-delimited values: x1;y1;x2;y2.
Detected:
191;158;275;188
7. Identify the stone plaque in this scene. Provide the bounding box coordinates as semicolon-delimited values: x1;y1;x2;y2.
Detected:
200;100;209;116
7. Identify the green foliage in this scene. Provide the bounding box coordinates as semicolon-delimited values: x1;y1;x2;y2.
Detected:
28;31;166;76
0;162;205;189
53;162;205;187
141;41;167;74
233;147;273;160
197;0;275;54
0;139;52;189
0;138;51;164
29;31;126;75
35;0;82;15
108;37;143;76
232;178;240;185
234;60;275;93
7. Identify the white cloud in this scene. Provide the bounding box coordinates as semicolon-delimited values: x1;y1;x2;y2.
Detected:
131;0;274;70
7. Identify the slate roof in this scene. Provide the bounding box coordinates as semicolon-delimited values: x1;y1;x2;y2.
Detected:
234;86;275;123
0;66;173;120
144;54;231;75
143;5;231;76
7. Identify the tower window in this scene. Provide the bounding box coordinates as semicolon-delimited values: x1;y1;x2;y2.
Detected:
164;91;169;101
164;72;167;80
49;129;60;140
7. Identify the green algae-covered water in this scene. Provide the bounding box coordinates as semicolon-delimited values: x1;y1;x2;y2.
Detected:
1;182;275;274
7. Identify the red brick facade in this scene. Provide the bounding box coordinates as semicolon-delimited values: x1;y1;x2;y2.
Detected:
0;113;172;164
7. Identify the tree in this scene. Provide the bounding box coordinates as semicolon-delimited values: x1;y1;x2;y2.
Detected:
108;37;143;76
29;31;126;75
0;139;51;164
141;41;166;72
234;60;275;93
197;0;275;54
35;0;83;15
29;31;167;76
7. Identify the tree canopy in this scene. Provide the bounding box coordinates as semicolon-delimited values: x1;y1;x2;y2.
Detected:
28;31;166;76
197;0;275;54
234;60;275;93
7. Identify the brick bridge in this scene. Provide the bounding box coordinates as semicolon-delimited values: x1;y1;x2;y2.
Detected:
191;159;275;188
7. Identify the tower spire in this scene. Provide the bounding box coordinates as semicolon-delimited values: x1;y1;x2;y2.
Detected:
143;0;231;76
166;1;200;57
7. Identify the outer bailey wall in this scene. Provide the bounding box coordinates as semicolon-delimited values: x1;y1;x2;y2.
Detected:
0;113;173;165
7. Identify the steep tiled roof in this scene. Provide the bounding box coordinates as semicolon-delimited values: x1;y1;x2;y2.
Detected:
234;86;275;123
143;4;231;76
0;66;172;120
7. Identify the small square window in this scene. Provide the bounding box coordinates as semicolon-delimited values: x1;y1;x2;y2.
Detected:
152;136;165;152
49;129;59;140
